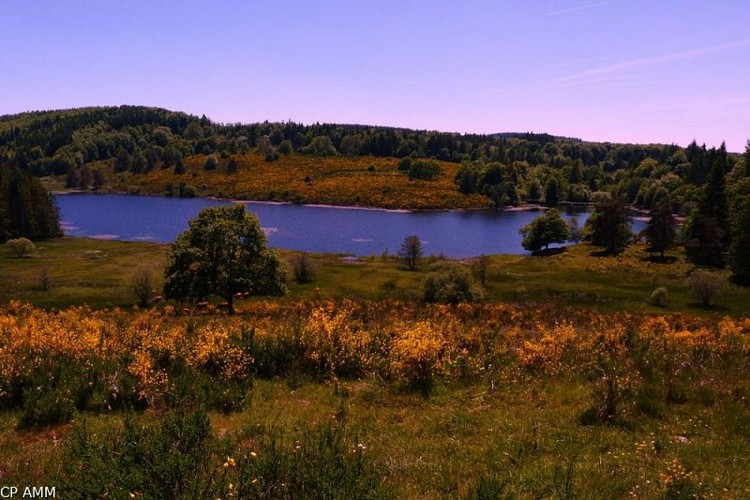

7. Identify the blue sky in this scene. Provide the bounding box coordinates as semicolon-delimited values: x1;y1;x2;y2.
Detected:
2;0;748;150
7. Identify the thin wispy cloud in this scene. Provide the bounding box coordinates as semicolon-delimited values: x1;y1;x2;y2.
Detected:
546;0;626;16
554;39;750;84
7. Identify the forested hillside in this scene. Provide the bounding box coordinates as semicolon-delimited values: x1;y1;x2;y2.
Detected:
1;105;747;213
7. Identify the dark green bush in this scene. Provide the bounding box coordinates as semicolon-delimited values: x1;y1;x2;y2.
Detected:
234;421;383;499
293;252;317;283
423;263;484;304
61;410;214;499
408;160;442;181
60;410;386;499
18;387;76;430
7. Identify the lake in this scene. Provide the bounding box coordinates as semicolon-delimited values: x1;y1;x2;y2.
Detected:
54;194;647;257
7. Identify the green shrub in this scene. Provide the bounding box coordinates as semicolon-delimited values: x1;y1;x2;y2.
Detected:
650;287;668;307
464;474;509;499
181;184;197;198
18;387;76;430
203;154;219;170
408;160;443;181
293;252;317;284
6;237;34;257
685;269;726;308
397;156;413;171
130;267;155;307
60;411;385;499
61;410;214;499
423;262;484;304
234;421;382;499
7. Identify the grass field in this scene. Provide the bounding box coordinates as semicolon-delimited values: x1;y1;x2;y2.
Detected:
2;375;749;497
2;236;748;315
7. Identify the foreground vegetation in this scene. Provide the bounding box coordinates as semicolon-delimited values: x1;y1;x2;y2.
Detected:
2;236;750;496
0;299;748;497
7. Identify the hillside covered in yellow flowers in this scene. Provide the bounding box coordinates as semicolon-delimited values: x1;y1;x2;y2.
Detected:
90;153;491;210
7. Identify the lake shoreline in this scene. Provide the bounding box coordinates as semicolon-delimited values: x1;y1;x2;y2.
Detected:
52;188;592;214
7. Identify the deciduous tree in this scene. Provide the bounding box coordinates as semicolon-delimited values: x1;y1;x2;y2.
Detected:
399;235;423;271
519;209;570;252
163;205;287;313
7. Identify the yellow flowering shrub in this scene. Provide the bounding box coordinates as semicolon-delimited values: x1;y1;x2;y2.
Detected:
0;301;747;411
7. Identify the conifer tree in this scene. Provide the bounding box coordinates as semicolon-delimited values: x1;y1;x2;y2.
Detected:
585;197;632;255
644;201;677;259
729;198;750;285
0;166;61;242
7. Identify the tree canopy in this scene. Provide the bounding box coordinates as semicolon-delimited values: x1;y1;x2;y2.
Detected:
644;201;677;259
163;205;287;313
519;209;570;253
729;197;750;284
585;197;632;255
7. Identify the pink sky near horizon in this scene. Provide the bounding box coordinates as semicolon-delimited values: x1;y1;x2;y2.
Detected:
2;1;748;151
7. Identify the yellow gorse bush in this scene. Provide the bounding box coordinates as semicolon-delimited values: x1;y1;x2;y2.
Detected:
0;301;748;405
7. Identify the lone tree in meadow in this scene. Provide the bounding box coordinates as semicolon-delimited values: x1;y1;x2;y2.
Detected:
644;201;677;259
399;235;423;271
163;205;287;313
519;209;570;253
585;197;632;255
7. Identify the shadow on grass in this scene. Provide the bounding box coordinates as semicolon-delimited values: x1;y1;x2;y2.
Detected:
730;275;750;287
686;301;731;312
531;247;567;257
641;255;678;264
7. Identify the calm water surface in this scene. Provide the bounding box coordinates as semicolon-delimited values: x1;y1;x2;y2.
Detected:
55;194;646;257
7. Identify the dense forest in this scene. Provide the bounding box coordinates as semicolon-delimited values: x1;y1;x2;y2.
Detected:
1;105;747;213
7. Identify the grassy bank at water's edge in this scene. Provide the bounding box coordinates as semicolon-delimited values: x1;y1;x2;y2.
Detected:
2;236;749;315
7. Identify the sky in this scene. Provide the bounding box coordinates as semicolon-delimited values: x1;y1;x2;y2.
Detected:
2;0;748;151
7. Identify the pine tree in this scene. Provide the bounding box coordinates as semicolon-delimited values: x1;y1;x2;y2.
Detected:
729;197;750;284
644;201;677;259
684;143;730;266
684;215;725;267
701;143;728;226
585;197;632;254
544;178;560;207
0;167;61;242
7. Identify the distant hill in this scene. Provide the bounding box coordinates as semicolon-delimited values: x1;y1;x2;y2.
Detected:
491;132;582;143
0;105;743;211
